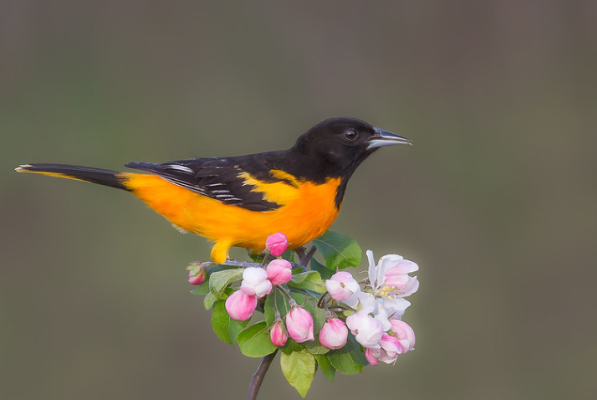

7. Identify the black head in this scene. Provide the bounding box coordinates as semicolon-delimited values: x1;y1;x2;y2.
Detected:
288;117;411;182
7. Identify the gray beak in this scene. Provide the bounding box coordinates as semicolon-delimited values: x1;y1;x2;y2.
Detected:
367;127;412;150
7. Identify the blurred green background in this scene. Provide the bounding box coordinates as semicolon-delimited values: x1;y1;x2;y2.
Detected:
1;1;596;399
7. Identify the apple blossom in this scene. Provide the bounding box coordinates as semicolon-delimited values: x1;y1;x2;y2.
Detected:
367;251;419;299
390;319;416;352
365;348;380;366
365;334;401;365
265;232;288;256
225;290;257;321
187;263;207;285
344;251;419;328
285;304;314;343
240;267;272;298
270;319;289;347
325;271;360;301
345;309;384;349
319;318;348;350
266;259;293;285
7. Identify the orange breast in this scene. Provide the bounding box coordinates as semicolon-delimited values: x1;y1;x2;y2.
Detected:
120;173;342;262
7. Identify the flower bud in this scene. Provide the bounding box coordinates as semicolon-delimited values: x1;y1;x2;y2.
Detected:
240;267;272;299
285;306;314;343
389;319;416;352
319;318;348;350
265;232;288;257
377;334;401;364
266;259;293;285
325;271;360;301
365;334;401;365
270;319;288;347
345;309;384;349
365;348;380;366
187;264;207;285
225;290;257;321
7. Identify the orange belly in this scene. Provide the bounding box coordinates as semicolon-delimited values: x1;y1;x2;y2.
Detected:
120;173;342;263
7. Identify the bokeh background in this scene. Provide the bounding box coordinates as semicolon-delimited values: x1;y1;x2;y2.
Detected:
1;1;596;399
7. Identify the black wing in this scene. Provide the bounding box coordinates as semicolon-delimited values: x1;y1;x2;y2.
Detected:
125;153;289;212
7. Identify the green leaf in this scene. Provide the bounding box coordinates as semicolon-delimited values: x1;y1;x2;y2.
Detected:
310;257;334;280
281;250;295;263
211;300;248;344
326;334;368;375
288;271;326;293
280;349;316;398
312;230;361;270
204;292;217;310
209;269;244;298
264;292;290;326
303;305;330;355
315;354;336;382
190;285;210;296
237;321;277;358
280;338;304;355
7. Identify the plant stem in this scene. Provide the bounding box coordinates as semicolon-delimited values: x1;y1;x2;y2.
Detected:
295;245;317;268
245;350;278;400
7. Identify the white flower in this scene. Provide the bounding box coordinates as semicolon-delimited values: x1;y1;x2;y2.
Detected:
344;250;419;328
325;271;360;301
240;267;272;298
345;308;384;348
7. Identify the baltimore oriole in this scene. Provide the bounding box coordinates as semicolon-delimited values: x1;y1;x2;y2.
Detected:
16;117;411;264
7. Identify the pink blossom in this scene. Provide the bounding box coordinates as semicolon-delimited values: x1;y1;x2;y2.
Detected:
365;348;380;366
365;334;401;365
270;319;288;347
266;259;293;285
240;267;272;299
367;251;419;298
390;319;416;352
285;305;314;343
225;290;257;321
325;271;360;301
345;309;384;349
319;318;348;350
187;263;207;285
265;232;288;256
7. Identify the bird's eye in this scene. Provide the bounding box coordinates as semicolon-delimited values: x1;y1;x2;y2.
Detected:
344;129;358;141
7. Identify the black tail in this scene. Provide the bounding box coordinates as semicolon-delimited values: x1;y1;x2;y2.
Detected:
15;163;129;191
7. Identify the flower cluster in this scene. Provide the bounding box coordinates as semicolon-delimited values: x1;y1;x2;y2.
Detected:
342;251;418;365
188;231;420;396
225;236;293;321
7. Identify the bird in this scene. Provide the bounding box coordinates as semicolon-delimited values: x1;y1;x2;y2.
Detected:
16;117;411;264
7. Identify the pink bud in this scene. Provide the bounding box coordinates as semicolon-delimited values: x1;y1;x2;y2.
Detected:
225;290;257;321
325;271;360;301
240;267;272;299
389;319;416;352
285;306;314;343
186;263;207;285
345;310;384;348
364;334;401;365
365;348;381;366
319;318;348;350
270;319;288;347
377;334;401;364
266;259;293;285
265;232;288;257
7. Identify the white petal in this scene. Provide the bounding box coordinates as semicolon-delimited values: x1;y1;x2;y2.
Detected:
366;250;376;287
383;297;411;318
400;276;419;297
343;291;375;310
378;254;404;278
